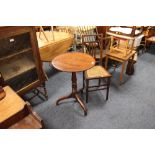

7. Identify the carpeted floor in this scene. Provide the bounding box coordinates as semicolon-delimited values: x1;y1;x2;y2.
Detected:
30;49;155;129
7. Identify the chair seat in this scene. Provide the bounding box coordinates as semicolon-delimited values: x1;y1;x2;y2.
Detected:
85;65;111;79
9;114;42;129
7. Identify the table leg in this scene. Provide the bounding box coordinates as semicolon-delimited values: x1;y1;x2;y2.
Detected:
56;72;87;116
75;94;87;116
120;61;126;85
56;93;73;105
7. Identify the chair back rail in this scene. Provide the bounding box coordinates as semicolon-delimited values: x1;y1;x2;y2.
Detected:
82;34;111;64
82;34;103;65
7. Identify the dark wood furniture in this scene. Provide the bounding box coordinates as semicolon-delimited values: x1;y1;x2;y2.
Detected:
136;27;155;53
146;37;155;45
75;26;97;50
0;26;47;99
96;26;109;37
145;27;155;49
0;86;43;129
52;52;95;115
82;34;112;103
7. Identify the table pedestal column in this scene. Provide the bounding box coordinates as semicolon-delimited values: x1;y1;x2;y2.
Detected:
56;72;87;116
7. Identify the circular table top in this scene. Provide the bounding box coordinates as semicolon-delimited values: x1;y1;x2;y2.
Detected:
52;52;95;72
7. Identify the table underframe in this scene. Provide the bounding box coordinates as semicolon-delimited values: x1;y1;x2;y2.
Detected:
105;54;135;85
56;72;87;116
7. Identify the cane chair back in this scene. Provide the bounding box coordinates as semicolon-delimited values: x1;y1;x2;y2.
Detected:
82;34;103;64
82;34;111;65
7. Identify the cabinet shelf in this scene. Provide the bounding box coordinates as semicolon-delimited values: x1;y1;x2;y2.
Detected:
0;53;36;81
0;26;46;95
5;68;39;92
0;47;32;61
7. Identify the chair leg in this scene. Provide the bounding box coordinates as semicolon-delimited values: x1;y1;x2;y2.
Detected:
106;78;111;100
113;64;116;72
98;78;101;86
82;71;85;90
86;79;89;103
80;71;85;94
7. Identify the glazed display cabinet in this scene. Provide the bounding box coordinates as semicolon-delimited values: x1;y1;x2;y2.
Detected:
0;26;47;98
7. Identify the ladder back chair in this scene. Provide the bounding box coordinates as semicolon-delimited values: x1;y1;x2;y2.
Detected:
82;34;112;103
74;26;98;50
145;27;155;50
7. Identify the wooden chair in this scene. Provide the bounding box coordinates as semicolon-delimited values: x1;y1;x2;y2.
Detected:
56;26;74;34
145;27;155;50
77;26;97;35
105;36;136;84
74;26;98;49
137;27;150;54
82;34;112;103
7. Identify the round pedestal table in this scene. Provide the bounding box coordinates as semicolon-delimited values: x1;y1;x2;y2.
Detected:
52;52;95;115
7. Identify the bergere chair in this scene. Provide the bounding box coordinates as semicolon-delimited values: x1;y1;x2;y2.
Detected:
82;34;112;103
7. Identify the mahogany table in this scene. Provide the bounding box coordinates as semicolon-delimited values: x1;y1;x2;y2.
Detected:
52;52;95;115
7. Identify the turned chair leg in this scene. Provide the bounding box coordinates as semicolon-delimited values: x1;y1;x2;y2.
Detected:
82;71;85;91
98;78;101;86
106;78;111;100
80;71;85;94
86;79;89;103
